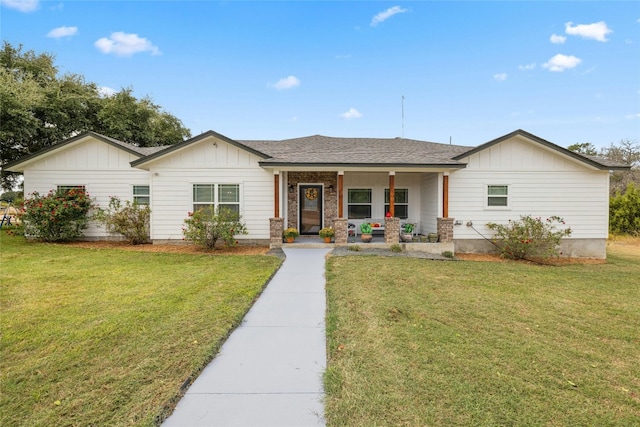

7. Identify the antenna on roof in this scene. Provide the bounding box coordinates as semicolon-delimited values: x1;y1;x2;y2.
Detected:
401;95;405;138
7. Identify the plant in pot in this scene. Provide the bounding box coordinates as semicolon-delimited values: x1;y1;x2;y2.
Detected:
400;223;414;242
319;227;335;243
283;227;299;243
360;222;373;243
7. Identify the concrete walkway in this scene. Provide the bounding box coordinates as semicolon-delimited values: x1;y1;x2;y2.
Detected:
162;247;331;427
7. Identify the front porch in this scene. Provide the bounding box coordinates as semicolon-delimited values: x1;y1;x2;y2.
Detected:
269;169;456;253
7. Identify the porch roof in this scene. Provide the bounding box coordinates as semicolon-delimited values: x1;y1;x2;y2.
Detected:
239;135;471;170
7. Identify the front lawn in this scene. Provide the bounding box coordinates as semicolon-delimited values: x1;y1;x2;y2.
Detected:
0;232;281;426
325;242;640;426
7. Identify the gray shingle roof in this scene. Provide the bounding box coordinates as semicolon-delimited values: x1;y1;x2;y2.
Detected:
239;135;472;166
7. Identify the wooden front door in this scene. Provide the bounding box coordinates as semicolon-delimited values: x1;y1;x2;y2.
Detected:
299;185;323;235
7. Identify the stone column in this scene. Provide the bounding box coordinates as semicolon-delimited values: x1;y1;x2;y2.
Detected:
437;217;454;243
333;218;348;245
270;217;284;248
385;217;400;244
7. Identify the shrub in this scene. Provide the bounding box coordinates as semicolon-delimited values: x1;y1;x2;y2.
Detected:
390;244;402;253
348;244;361;252
487;215;572;260
610;183;640;236
319;227;335;238
93;197;151;244
20;188;93;242
183;206;248;250
283;227;299;239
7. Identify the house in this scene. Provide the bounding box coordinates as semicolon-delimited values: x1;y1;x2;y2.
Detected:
5;129;629;258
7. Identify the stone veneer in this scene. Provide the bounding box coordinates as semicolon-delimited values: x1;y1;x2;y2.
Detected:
384;217;400;244
437;217;454;243
287;172;338;229
269;217;284;248
333;218;348;245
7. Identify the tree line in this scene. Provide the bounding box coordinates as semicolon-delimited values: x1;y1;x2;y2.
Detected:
1;42;191;190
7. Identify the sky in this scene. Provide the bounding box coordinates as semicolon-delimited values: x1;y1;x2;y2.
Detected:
1;0;639;149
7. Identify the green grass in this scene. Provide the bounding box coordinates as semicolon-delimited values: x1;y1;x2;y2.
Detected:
325;247;640;426
0;232;281;427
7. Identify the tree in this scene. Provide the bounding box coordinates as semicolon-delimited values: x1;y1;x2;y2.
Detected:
567;142;598;156
0;42;191;190
609;183;640;236
568;139;639;195
601;139;640;195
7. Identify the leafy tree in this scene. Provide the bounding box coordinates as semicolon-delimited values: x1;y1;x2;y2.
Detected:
567;142;598;156
0;42;191;190
609;183;640;236
0;191;22;203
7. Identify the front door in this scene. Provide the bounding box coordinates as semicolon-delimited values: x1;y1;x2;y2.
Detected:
299;185;323;235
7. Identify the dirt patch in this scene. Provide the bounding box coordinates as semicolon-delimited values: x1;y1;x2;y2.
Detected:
65;240;270;256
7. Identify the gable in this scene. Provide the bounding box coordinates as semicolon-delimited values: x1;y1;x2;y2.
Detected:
7;135;141;172
459;135;594;172
133;134;264;170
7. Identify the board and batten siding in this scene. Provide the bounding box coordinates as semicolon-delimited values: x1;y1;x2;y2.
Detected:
144;136;273;240
450;136;610;240
419;173;440;235
20;137;150;237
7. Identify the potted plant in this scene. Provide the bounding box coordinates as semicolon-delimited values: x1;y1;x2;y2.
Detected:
283;227;299;243
319;227;335;243
400;223;414;242
360;222;373;243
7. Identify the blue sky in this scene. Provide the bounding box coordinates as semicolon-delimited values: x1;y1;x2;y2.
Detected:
1;0;639;149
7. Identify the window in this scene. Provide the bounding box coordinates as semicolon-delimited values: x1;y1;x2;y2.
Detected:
133;185;150;205
193;184;240;215
347;188;372;219
487;185;509;207
385;188;408;219
57;185;86;193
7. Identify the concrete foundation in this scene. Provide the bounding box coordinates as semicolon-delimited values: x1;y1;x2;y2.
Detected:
453;238;607;259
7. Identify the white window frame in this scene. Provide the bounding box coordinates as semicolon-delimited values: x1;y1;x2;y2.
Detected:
133;185;150;205
347;188;372;219
192;183;241;215
485;184;510;209
384;188;409;219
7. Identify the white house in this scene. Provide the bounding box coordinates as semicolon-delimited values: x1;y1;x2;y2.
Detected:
6;129;628;258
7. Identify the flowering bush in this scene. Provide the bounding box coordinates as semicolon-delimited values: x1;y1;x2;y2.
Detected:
93;196;151;244
182;206;248;249
20;188;94;242
487;215;572;260
283;227;299;238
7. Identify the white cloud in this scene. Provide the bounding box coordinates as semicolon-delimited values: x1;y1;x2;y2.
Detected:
371;6;408;27
542;54;582;72
0;0;39;12
493;73;507;81
340;108;362;120
518;63;536;71
94;32;160;57
550;34;566;44
46;26;78;39
98;86;117;97
565;21;612;42
270;75;300;90
625;113;640;119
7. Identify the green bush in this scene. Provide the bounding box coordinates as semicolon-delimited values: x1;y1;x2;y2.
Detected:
610;183;640;236
20;188;93;242
183;206;248;250
487;215;572;260
93;196;151;244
